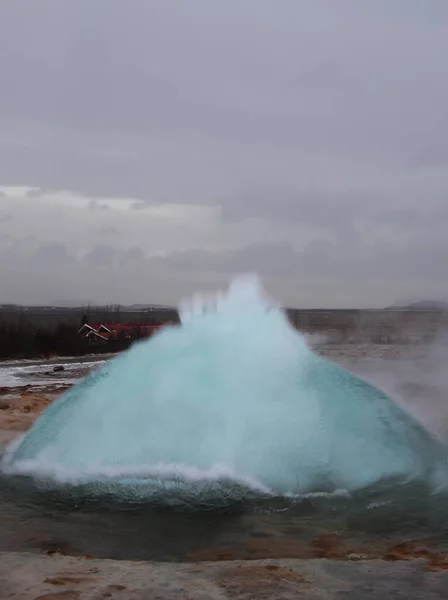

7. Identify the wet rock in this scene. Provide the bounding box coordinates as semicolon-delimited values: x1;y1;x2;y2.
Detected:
39;540;74;557
53;366;65;373
348;553;372;561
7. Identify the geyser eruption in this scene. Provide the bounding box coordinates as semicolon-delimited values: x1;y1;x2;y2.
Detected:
2;276;447;502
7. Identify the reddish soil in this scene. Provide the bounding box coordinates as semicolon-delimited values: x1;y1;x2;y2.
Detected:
0;385;71;432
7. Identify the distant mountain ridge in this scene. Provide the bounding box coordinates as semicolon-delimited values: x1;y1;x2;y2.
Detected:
387;300;448;311
0;303;176;312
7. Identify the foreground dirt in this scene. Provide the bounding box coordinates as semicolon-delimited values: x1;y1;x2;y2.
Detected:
0;385;71;448
0;384;71;434
1;551;448;600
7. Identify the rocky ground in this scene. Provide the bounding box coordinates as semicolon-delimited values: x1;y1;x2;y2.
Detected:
0;384;71;443
1;551;448;599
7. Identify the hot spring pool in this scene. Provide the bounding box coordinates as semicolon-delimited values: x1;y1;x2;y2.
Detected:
1;277;448;563
1;470;448;562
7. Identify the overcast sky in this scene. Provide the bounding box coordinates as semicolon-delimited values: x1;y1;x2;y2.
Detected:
1;1;448;308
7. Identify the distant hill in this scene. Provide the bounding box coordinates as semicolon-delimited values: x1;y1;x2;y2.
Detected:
387;300;448;311
127;303;175;311
47;302;175;310
1;303;176;312
51;299;94;307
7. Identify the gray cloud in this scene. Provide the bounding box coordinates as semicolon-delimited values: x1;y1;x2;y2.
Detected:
130;201;151;211
159;242;299;276
1;1;448;201
0;212;12;223
88;200;111;211
118;246;146;267
83;245;116;268
81;244;147;268
96;225;119;236
0;1;447;306
33;242;75;266
157;233;448;283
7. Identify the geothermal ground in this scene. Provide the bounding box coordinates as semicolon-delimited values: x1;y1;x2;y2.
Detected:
1;327;448;598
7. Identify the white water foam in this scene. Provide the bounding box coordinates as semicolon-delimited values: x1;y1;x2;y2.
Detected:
3;275;448;503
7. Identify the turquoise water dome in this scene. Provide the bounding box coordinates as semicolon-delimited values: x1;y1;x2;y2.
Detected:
2;276;447;500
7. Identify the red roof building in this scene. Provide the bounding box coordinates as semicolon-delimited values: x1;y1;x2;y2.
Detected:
77;322;171;341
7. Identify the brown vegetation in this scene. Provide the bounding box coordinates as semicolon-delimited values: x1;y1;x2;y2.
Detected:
0;322;162;360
